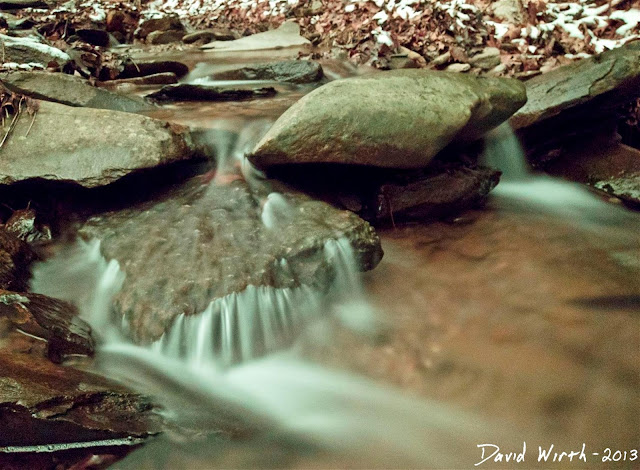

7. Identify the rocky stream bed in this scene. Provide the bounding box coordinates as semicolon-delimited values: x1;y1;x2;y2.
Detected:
0;3;639;469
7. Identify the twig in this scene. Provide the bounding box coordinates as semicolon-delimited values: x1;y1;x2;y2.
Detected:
25;110;37;137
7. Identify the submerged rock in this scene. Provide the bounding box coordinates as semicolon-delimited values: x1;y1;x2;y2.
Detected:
0;290;94;363
182;28;235;44
249;69;526;169
210;60;323;84
511;41;640;130
0;34;70;67
1;71;151;113
0;333;158;447
146;84;277;102
99;72;178;88
0;100;195;188
201;21;310;52
79;177;382;343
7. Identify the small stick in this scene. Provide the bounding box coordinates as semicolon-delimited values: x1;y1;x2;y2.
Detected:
25;111;37;137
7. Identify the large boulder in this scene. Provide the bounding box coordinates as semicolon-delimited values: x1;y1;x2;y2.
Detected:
249;70;526;169
79;176;382;343
1;71;151;113
0;100;195;188
511;41;640;130
0;34;69;67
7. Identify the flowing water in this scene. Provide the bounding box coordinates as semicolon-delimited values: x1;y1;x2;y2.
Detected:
26;54;640;468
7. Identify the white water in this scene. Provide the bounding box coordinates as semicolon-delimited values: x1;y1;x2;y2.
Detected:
483;123;640;231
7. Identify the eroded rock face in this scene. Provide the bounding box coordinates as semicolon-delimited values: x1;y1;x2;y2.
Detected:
1;71;151;113
249;70;526;169
0;333;159;447
79;177;382;343
0;100;195;188
210;61;323;84
511;41;640;130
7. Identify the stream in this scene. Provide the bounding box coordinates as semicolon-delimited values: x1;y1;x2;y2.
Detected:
22;46;640;468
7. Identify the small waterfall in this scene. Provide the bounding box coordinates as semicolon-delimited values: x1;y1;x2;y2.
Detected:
483;123;639;230
30;239;125;337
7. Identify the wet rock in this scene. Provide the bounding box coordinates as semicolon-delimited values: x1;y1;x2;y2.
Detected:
0;227;34;291
0;333;159;447
0;290;94;363
79;177;382;343
1;71;151;113
511;41;640;130
469;47;501;70
0;0;46;9
0;100;195;188
75;28;119;48
0;34;70;67
147;29;185;45
146;84;277;102
201;21;310;52
249;70;526;169
210;60;323;84
4;208;51;243
114;59;189;80
135;15;185;41
99;72;178;88
182;28;235;44
372;166;501;221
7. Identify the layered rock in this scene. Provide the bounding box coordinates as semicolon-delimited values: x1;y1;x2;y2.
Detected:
79;176;382;343
0;100;195;188
511;41;640;131
1;71;151;113
249;69;526;169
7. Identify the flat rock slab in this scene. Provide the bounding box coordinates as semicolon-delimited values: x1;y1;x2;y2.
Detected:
0;333;159;447
511;41;640;130
1;71;152;113
146;84;277;102
201;21;310;52
0;34;69;66
210;60;323;84
79;176;382;343
249;69;526;169
0;100;195;188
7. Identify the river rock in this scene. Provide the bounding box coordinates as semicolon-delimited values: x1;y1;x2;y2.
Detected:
0;34;70;67
469;47;501;70
79;176;382;343
0;227;34;292
0;100;195;188
146;83;277;102
147;29;185;45
249;69;526;169
0;290;94;363
201;21;310;52
510;41;640;130
182;28;235;44
210;60;323;84
114;59;189;80
0;332;158;448
0;0;46;9
75;28;119;47
135;15;185;41
99;72;178;88
1;71;151;113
